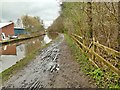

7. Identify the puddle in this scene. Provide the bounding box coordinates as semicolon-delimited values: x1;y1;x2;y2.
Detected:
43;35;52;44
0;34;53;73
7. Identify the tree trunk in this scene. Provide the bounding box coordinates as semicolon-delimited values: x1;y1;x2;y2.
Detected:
118;2;120;51
87;2;93;39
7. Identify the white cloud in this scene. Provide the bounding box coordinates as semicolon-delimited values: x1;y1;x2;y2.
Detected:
0;0;61;28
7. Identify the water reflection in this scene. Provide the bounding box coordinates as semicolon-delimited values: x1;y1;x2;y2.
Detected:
2;45;16;55
0;34;52;73
0;44;26;73
42;34;52;45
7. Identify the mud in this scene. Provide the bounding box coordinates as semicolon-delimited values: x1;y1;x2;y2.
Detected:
2;34;96;88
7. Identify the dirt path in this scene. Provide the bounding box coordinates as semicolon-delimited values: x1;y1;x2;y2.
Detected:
3;34;95;88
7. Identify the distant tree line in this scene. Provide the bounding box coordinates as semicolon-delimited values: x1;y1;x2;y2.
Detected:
21;15;44;34
48;16;64;33
49;2;119;51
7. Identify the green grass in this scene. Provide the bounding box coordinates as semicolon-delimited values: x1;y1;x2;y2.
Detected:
64;34;120;88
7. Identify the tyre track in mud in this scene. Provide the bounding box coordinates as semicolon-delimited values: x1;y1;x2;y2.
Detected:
3;34;63;88
3;34;95;88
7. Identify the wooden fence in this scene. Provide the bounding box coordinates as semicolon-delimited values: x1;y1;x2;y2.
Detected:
70;33;120;75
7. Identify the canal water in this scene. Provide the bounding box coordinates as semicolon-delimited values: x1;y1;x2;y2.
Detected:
0;34;53;73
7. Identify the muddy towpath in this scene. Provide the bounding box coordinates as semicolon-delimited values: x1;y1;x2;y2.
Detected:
3;34;95;88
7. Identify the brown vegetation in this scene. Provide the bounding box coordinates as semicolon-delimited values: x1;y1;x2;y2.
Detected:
22;15;44;34
48;2;120;88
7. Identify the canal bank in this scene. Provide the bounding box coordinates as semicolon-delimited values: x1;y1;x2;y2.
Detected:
2;34;95;88
0;34;45;45
0;33;56;85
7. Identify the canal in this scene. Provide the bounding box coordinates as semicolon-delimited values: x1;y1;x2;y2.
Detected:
0;34;54;73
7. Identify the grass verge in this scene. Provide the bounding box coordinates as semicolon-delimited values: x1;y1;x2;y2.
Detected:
64;34;120;88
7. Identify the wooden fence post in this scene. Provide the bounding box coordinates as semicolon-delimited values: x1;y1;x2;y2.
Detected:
92;37;95;61
71;33;120;74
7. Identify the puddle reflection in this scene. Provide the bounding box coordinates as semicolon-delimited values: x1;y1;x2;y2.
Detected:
43;35;52;44
0;44;26;73
2;45;16;55
0;34;53;73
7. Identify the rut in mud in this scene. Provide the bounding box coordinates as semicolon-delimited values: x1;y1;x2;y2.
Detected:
3;34;95;88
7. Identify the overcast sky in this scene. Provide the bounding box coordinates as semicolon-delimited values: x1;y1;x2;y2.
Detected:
0;0;61;29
